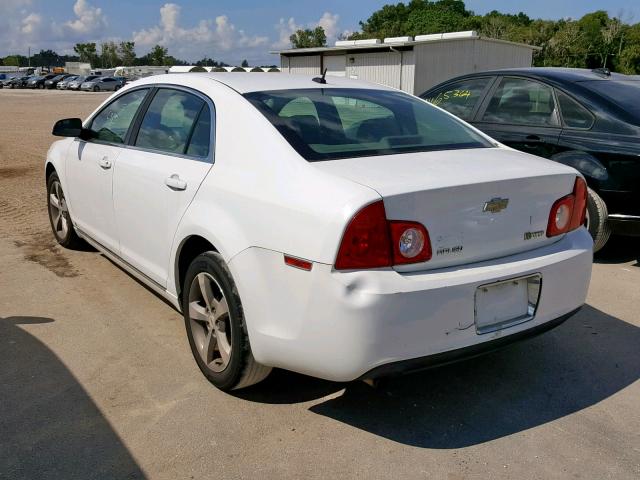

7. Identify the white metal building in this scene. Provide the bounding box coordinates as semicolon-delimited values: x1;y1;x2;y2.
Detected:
274;31;539;94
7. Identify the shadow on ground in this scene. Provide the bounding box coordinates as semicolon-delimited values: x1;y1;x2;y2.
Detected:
0;316;146;480
594;235;639;266
240;305;639;449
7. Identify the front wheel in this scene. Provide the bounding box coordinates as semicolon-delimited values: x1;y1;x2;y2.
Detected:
586;187;611;253
182;252;271;391
47;172;83;248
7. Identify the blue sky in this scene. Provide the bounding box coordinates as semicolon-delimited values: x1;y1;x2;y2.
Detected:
1;1;638;65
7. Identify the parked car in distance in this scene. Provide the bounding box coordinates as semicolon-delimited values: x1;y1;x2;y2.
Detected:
46;73;592;391
14;75;34;88
421;67;640;251
0;75;16;88
27;74;57;89
56;75;79;90
45;74;73;89
80;76;124;92
67;75;99;91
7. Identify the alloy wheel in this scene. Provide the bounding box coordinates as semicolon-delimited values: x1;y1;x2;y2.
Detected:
48;180;70;239
187;272;232;372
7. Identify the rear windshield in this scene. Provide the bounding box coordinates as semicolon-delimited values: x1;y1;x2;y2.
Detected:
582;80;640;118
244;88;492;161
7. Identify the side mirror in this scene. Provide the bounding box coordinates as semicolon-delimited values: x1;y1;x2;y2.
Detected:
52;118;83;137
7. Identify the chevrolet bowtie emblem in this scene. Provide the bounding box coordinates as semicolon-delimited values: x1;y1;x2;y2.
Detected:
483;197;509;213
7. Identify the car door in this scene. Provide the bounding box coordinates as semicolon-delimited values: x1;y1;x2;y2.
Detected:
65;88;151;253
421;76;497;122
474;76;562;158
100;78;116;90
113;87;214;286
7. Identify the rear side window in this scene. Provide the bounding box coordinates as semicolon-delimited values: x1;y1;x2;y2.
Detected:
556;91;594;129
185;105;212;157
482;78;559;126
135;89;205;155
581;80;640;120
89;88;149;144
423;77;493;120
245;88;492;161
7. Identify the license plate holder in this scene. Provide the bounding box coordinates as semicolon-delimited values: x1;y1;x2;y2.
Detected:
474;274;541;334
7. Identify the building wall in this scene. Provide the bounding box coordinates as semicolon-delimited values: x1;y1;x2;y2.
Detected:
473;40;533;72
413;38;533;94
400;50;415;94
345;51;403;90
324;55;346;77
283;55;321;75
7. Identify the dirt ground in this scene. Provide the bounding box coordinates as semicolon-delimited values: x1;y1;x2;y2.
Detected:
0;88;639;480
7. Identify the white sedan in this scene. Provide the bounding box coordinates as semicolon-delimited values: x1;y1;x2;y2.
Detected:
46;73;592;391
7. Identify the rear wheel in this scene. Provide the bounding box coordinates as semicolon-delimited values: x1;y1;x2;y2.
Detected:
47;172;83;248
93;85;100;92
586;187;611;253
182;252;271;391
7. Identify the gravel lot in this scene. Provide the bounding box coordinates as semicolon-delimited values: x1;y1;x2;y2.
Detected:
1;88;639;480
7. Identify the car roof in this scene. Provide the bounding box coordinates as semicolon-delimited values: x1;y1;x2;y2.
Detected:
445;67;639;85
132;72;396;94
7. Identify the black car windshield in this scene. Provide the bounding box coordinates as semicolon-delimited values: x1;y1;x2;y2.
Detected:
244;88;493;161
582;80;640;119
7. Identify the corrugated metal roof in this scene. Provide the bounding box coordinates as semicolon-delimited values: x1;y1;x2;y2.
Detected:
273;35;540;56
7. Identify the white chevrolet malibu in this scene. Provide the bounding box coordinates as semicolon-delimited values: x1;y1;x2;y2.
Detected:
46;73;592;390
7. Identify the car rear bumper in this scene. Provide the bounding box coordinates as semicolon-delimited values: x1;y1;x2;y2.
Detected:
608;214;640;236
360;307;579;379
230;228;593;382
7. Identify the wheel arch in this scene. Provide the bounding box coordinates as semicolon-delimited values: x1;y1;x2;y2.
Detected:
45;162;56;184
174;234;220;301
550;150;608;183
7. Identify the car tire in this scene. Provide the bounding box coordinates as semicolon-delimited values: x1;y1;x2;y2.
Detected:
47;172;83;249
93;85;99;92
114;85;121;91
586;187;611;253
182;252;272;391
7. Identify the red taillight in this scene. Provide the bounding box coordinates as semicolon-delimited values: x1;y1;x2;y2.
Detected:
389;221;432;264
570;177;588;230
335;201;431;270
547;176;588;237
335;201;392;270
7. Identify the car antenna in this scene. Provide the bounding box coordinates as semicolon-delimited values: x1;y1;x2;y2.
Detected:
592;67;611;77
312;68;328;84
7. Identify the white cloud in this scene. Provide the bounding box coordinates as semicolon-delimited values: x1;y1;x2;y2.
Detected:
21;13;42;35
273;17;300;49
133;3;268;62
64;0;108;36
0;0;108;56
272;11;346;49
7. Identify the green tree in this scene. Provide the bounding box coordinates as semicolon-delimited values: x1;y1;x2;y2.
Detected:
73;43;98;65
241;59;249;67
149;44;168;66
31;50;63;67
290;26;327;48
2;55;22;67
100;41;120;68
118;41;136;66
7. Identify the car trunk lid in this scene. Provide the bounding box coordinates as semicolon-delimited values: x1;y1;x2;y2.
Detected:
313;147;579;271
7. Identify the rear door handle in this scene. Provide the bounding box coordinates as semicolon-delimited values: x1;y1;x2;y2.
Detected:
525;135;541;143
98;157;112;169
165;174;187;191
